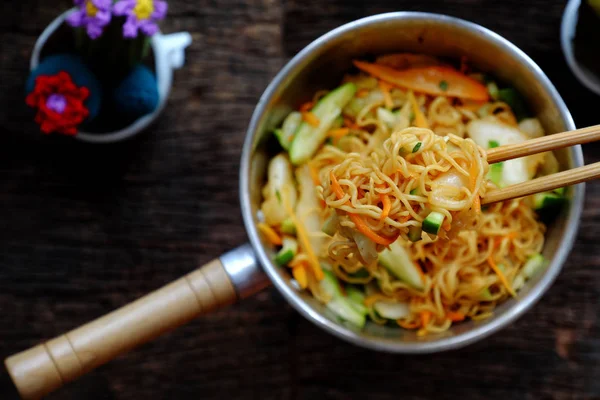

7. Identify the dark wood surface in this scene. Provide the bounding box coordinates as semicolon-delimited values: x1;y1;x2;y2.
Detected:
1;0;599;399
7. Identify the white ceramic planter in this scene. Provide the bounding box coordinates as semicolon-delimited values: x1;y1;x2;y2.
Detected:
30;9;192;143
561;0;600;96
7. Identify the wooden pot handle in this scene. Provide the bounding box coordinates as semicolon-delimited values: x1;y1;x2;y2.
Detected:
4;245;267;400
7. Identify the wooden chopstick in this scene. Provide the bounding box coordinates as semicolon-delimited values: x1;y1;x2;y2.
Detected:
482;161;600;205
487;124;600;164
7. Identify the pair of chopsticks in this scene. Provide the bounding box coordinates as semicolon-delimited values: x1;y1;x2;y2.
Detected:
481;124;600;205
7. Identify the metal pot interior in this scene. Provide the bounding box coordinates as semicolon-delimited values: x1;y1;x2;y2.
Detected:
240;12;583;352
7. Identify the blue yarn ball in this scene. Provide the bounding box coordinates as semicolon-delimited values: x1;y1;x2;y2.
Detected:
113;65;159;119
26;54;102;121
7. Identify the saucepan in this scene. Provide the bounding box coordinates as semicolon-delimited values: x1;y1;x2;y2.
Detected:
4;12;584;400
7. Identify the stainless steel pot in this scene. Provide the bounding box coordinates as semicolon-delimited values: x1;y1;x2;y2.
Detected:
5;12;584;400
240;11;584;353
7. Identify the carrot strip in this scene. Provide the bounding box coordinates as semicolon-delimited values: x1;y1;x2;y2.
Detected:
494;231;518;247
299;101;314;112
397;319;420;329
408;90;429;129
281;197;324;281
353;60;489;101
356;88;370;98
350;215;397;245
458;100;487;112
343;117;359;130
309;164;320;186
379;193;391;221
420;311;431;327
302;111;320;127
364;294;395;307
330;171;398;246
378;80;394;109
257;223;282;245
398;214;411;223
292;264;308;289
416;265;426;284
288;257;302;267
487;256;516;297
446;311;465;322
328;127;350;140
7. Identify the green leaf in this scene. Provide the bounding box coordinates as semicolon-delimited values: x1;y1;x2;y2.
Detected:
488;140;500;149
412;142;422;153
439;80;449;91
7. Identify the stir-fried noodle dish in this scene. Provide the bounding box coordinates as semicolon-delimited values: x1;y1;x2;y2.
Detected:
257;53;565;336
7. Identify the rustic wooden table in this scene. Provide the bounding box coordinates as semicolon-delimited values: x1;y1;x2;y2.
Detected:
1;0;599;399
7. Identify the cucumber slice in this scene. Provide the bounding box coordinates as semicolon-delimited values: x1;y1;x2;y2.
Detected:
320;270;366;327
488;140;500;149
280;218;296;235
488;163;503;187
260;154;297;226
522;254;545;279
289;83;357;165
512;274;525;291
321;212;339;236
326;298;366;327
498;87;528;121
487;140;503;186
274;237;298;266
377;107;398;129
331;116;344;130
497;263;506;274
348;268;370;279
480;287;493;301
320;269;342;297
346;286;368;315
533;192;565;210
408;225;422;242
373;301;410;320
553;187;566;196
487;81;499;100
273;129;286;148
274;249;294;266
378;241;424;290
422;211;445;235
274;111;302;150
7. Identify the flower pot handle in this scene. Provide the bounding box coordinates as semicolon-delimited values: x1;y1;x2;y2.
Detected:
153;32;192;70
4;244;269;400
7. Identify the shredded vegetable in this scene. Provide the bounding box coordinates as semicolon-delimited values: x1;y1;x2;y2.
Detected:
408;91;429;129
302;111;320;127
487;256;516;297
257;223;282;245
330;171;398;246
354;61;489;101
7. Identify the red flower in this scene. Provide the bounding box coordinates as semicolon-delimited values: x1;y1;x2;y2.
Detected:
26;71;90;136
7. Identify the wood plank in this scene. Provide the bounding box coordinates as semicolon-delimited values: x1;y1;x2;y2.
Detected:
0;0;599;399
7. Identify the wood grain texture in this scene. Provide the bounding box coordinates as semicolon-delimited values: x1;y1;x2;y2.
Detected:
0;0;599;399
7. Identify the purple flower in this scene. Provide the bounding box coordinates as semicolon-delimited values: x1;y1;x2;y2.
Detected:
113;0;168;38
66;0;112;39
46;94;67;114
